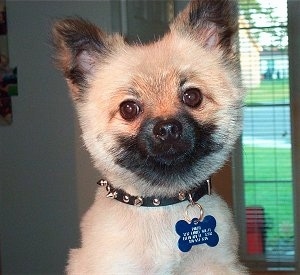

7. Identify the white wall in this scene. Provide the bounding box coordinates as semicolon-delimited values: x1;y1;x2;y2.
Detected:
0;2;114;274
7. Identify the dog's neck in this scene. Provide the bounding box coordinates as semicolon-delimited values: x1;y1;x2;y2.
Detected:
97;179;211;207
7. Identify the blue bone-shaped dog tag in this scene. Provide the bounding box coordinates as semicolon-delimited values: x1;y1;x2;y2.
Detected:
175;215;219;252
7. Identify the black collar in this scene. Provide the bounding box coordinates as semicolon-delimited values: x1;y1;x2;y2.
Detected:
97;179;211;207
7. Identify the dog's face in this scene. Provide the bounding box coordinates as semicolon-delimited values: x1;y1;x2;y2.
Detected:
52;0;243;195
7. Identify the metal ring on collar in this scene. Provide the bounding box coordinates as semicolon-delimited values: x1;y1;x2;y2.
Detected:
184;202;204;223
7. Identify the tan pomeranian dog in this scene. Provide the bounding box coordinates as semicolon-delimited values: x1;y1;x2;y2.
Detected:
52;0;248;274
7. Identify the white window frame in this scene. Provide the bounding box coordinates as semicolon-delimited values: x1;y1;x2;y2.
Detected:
233;0;300;273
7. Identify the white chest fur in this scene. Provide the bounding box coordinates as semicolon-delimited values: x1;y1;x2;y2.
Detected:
66;189;247;274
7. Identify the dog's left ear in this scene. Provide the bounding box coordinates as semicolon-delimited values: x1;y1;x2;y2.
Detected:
171;0;239;56
52;18;124;101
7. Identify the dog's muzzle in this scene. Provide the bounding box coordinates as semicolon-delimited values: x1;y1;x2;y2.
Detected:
148;118;192;165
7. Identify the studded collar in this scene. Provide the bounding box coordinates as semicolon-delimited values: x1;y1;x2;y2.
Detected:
97;179;211;207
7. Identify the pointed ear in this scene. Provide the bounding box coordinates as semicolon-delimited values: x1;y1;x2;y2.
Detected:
171;0;239;54
52;18;123;100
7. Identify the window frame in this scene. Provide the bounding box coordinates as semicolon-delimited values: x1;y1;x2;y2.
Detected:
233;0;300;273
288;0;300;271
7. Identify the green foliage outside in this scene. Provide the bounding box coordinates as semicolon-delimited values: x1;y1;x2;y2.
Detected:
243;146;292;182
243;78;293;250
243;146;294;247
245;79;290;105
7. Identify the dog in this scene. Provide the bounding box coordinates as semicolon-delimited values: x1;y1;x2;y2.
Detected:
52;0;248;274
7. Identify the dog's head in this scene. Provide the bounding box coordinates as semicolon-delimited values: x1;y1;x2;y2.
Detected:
52;0;243;195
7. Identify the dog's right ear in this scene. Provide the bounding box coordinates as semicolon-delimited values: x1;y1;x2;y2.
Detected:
170;0;239;61
52;18;123;101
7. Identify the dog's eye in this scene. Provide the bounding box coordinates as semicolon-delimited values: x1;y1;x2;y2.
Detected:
182;88;203;108
119;100;141;121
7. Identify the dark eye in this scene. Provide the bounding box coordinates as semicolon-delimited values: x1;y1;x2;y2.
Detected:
182;88;203;108
119;100;141;121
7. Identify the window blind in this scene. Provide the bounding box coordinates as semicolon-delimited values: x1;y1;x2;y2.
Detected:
238;0;295;270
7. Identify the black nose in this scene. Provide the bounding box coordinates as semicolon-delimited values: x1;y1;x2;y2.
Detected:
153;119;183;142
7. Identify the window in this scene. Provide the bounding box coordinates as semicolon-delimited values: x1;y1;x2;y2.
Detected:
234;0;298;271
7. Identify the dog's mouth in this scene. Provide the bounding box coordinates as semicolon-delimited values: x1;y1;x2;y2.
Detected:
153;151;185;165
149;136;192;165
117;134;193;166
114;114;223;184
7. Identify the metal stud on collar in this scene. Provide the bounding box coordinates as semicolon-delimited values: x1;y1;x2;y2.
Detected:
134;197;143;206
178;191;186;201
106;190;118;199
153;198;161;206
98;179;107;186
123;195;130;203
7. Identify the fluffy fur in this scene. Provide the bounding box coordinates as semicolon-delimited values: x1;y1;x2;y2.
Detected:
53;0;248;274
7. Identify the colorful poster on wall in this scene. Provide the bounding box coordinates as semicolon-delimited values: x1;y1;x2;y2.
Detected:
0;0;17;126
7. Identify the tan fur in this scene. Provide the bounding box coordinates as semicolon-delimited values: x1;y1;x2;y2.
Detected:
53;1;248;274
